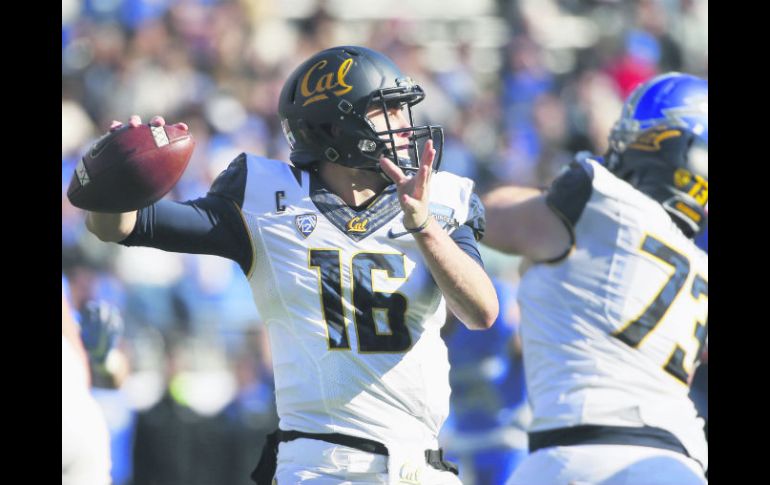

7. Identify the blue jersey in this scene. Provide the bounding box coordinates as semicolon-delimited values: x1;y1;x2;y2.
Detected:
445;279;527;432
442;279;529;484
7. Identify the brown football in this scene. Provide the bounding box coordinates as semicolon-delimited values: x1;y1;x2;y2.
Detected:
67;124;195;213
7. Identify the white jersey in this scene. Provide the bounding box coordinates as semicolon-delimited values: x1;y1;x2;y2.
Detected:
233;155;478;450
62;337;112;485
518;158;708;469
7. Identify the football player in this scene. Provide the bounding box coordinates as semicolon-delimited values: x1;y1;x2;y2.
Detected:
482;73;708;484
84;45;498;484
62;291;112;485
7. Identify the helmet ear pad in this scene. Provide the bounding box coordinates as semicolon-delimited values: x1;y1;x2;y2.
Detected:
294;112;393;170
614;127;708;237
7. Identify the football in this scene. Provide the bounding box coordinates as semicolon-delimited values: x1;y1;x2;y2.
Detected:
67;123;195;213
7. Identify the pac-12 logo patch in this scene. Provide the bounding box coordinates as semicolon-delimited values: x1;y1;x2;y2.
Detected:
295;214;317;238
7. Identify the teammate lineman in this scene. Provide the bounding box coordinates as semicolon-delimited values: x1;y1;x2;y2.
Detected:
482;73;708;485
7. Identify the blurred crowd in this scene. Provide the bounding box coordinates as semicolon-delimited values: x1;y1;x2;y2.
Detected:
61;1;707;484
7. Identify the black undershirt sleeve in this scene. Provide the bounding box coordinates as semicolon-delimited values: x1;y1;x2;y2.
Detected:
451;222;484;269
447;191;486;268
119;153;253;273
119;195;253;274
545;159;594;229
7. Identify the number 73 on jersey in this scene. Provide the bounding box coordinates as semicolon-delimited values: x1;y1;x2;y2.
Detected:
613;234;707;385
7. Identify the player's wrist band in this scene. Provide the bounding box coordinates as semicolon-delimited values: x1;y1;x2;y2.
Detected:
404;214;432;234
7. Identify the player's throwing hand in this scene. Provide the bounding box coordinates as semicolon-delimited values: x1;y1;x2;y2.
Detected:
379;139;436;231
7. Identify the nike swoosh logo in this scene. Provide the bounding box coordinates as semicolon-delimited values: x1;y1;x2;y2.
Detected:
387;228;410;239
388;219;460;238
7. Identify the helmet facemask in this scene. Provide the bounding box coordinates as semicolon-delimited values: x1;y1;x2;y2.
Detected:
610;126;708;238
356;78;443;175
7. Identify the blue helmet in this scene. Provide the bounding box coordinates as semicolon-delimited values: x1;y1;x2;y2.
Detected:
607;72;708;237
609;72;708;152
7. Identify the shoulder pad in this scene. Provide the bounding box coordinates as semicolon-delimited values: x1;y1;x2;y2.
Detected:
240;154;306;214
208;153;248;208
545;159;595;228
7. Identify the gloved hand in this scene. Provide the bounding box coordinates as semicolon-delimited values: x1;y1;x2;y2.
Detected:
79;300;124;371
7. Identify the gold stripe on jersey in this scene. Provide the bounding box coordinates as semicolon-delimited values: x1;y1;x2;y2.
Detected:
232;200;257;278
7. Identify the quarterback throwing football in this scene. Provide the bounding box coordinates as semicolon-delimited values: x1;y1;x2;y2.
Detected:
85;46;498;485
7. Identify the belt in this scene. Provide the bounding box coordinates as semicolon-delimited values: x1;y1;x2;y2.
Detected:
529;424;691;458
250;429;458;484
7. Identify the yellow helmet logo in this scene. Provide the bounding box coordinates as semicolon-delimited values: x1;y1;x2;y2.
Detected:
628;128;682;151
300;58;354;107
673;169;708;206
674;168;692;188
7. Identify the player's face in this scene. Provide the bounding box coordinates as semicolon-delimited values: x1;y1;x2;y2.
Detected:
367;104;411;159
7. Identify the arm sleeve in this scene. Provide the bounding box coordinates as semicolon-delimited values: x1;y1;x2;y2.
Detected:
119;153;254;274
544;158;594;229
464;192;486;241
450;224;484;269
119;197;253;273
446;191;486;268
539;158;595;264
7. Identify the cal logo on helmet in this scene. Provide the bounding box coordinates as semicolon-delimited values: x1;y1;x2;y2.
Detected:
300;58;353;107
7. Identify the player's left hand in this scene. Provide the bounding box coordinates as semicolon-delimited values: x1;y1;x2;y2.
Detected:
379;139;435;230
